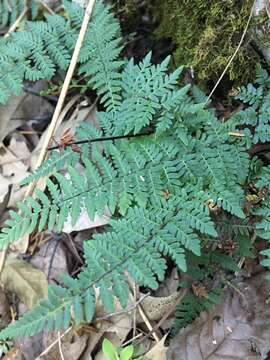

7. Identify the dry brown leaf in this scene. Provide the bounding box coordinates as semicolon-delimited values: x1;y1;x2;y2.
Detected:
2;347;24;360
79;331;103;360
30;241;68;284
137;291;180;322
42;332;88;360
0;95;26;143
145;334;168;360
0;177;11;204
167;272;270;360
0;288;11;330
191;283;208;299
0;258;48;309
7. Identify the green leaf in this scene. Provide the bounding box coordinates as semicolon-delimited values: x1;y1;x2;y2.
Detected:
102;339;117;360
120;345;134;360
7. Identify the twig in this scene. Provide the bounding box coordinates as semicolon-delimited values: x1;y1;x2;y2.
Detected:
136;289;187;346
205;0;256;104
35;326;72;359
4;7;28;38
38;0;55;15
122;333;143;347
47;131;153;150
95;293;150;322
132;281;137;338
25;0;97;199
58;331;65;360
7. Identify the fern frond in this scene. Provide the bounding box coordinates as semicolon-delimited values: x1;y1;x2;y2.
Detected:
171;289;222;336
0;0;123;105
0;196;217;339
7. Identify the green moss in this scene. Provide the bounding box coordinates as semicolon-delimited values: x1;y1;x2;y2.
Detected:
154;0;262;87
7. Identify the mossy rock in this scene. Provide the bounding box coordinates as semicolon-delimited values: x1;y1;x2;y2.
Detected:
154;0;264;87
115;0;268;90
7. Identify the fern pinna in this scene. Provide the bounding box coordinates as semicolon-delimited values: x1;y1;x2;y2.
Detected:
0;0;270;340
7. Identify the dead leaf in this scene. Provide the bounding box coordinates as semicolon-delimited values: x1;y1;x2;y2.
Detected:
167;272;270;360
8;138;31;168
192;283;208;299
30;241;68;284
0;181;11;210
137;291;181;322
63;207;111;233
264;0;270;19
2;347;24;360
145;335;168;360
0;95;26;143
42;332;88;360
79;331;103;360
0;288;11;330
1;258;48;309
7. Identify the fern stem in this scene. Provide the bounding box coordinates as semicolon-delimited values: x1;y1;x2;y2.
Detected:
47;131;153;150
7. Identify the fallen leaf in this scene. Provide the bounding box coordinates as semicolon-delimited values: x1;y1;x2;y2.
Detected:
42;332;88;360
1;258;48;309
167;272;270;360
192;283;208;299
2;347;24;360
137;291;181;322
145;335;168;360
63;206;111;233
0;288;11;330
0;180;11;209
8;138;31;168
30;240;68;284
0;95;26;143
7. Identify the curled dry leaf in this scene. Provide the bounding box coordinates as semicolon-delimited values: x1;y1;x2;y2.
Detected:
137;291;181;322
167;272;270;360
0;258;48;309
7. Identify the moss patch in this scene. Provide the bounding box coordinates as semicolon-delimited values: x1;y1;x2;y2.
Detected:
153;0;262;87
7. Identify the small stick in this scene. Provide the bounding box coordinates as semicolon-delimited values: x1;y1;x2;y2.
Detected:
205;0;256;104
38;0;55;15
25;0;97;198
35;326;72;359
4;7;28;38
58;331;65;360
95;293;150;321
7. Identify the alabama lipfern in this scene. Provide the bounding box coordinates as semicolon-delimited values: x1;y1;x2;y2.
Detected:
0;0;270;341
0;0;41;30
0;0;123;104
0;195;218;339
232;67;270;144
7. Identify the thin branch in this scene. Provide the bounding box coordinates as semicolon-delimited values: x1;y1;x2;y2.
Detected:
35;326;72;359
205;0;256;105
25;0;97;199
4;7;28;38
58;331;65;360
38;0;55;15
47;131;153;150
95;292;150;321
